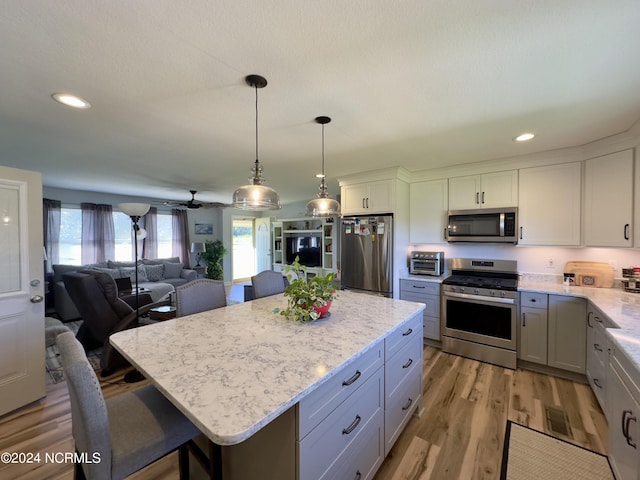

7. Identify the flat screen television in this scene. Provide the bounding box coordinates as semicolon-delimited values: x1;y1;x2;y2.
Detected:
286;235;322;267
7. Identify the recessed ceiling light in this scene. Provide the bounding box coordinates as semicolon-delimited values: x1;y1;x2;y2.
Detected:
514;132;535;142
51;93;91;109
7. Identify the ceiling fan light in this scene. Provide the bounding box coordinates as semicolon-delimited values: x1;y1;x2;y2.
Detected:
52;92;91;109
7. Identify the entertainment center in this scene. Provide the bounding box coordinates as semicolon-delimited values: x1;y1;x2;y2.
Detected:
272;217;338;276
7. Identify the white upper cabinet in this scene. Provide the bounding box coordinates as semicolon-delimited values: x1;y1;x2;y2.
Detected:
518;162;581;246
409;179;448;244
341;179;395;215
448;170;518;210
584;149;633;247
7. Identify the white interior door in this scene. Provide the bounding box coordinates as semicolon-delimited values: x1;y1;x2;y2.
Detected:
0;165;45;416
255;217;271;273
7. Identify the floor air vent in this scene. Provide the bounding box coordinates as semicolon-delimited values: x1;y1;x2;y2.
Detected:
545;406;573;438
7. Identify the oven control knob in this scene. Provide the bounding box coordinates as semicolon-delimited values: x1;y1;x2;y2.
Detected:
500;291;506;298
474;288;479;295
450;286;457;292
459;287;465;293
489;290;496;296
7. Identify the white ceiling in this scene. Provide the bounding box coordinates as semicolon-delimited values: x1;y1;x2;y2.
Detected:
1;0;640;206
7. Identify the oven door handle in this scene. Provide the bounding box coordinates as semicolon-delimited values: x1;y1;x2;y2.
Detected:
443;291;516;305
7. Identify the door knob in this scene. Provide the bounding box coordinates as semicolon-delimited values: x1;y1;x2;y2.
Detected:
30;295;44;303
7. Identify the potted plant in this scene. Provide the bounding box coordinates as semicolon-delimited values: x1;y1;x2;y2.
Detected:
200;239;227;281
275;256;337;323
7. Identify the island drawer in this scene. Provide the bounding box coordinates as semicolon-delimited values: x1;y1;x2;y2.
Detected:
314;406;384;480
520;291;548;309
400;279;440;296
385;333;422;397
298;341;383;439
385;312;423;360
299;367;384;480
385;365;422;454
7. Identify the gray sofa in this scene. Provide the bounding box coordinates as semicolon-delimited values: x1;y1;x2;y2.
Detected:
52;257;196;321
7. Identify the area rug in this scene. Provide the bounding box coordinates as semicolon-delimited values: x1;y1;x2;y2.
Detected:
45;321;102;384
500;421;614;480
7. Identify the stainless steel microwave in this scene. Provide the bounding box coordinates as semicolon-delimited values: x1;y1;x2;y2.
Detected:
447;207;518;243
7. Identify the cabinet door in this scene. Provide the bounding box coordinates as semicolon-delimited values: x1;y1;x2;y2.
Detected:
341;180;394;215
480;170;518;208
367;180;394;213
518;162;581;246
547;295;587;374
410;179;448;243
341;184;369;214
608;356;640;480
448;175;482;210
519;306;548;365
584;150;633;247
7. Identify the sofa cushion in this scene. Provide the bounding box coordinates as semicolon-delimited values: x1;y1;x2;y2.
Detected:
144;264;165;282
108;260;136;268
163;262;184;279
88;266;121;279
142;256;181;265
119;265;149;283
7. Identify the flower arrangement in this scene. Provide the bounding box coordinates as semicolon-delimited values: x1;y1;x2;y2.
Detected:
274;256;337;323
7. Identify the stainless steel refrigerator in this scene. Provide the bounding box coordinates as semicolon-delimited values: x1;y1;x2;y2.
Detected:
340;215;393;297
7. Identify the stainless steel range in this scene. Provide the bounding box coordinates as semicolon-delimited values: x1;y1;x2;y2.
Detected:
441;258;519;369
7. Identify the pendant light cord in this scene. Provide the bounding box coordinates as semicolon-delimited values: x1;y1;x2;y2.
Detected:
254;83;259;163
321;123;325;177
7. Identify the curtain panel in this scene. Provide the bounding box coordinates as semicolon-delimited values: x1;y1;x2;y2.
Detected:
81;203;115;264
42;198;61;273
140;206;157;259
171;209;191;268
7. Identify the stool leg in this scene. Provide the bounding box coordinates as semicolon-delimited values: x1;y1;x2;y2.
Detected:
178;444;190;480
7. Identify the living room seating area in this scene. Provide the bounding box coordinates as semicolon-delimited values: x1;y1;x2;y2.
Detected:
52;257;196;321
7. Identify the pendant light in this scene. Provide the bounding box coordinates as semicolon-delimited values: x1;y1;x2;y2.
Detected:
232;74;281;210
306;116;341;217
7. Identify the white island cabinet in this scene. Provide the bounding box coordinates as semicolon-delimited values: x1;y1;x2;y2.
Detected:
111;290;425;480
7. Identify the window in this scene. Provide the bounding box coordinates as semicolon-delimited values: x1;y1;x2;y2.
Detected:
59;207;175;264
157;213;172;258
59;207;82;265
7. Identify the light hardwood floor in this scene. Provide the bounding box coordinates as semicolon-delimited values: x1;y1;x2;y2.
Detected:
0;346;607;480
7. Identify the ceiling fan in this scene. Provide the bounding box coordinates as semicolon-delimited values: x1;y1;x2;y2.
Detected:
163;190;228;209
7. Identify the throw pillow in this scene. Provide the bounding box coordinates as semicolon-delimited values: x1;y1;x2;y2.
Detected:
145;264;164;282
119;265;149;283
89;266;121;279
163;262;184;279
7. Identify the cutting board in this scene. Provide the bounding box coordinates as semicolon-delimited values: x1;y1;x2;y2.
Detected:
564;261;614;288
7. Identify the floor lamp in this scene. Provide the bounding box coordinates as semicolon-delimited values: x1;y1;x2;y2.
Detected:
118;202;150;383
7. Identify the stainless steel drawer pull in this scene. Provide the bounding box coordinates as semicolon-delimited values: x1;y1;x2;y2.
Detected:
342;370;361;386
342;415;361;435
354;471;362;480
403;358;413;369
622;410;637;448
593;378;602;389
402;398;413;411
412;285;426;289
402;328;413;336
594;343;603;352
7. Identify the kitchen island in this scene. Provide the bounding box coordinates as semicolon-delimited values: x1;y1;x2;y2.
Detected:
110;290;425;479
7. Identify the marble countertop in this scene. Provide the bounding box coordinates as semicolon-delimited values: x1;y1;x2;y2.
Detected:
400;274;445;283
110;290;425;446
519;276;640;376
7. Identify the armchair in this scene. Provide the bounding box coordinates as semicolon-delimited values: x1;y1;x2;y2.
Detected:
63;270;166;375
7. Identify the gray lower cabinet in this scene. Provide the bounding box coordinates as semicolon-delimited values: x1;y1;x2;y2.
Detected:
548;295;587;374
586;303;612;418
297;312;423;479
608;346;640;480
399;278;440;340
519;292;548;365
518;292;586;375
